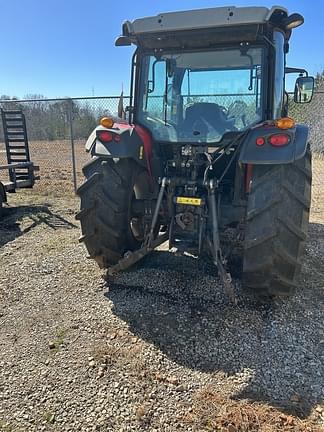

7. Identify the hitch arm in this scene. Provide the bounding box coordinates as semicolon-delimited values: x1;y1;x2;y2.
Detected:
107;232;169;275
208;180;236;304
146;177;168;249
108;177;169;275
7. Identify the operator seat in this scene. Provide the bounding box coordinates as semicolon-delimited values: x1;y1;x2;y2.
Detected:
182;102;235;137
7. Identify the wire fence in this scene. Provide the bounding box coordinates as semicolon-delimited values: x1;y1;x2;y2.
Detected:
0;93;323;197
0;96;130;194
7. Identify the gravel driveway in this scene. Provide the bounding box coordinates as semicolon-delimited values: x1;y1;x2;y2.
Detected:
0;188;323;432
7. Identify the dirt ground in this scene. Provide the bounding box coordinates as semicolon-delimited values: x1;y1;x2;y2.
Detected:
0;140;87;195
0;154;323;431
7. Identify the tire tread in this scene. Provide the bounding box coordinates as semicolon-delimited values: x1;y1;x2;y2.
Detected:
243;149;311;297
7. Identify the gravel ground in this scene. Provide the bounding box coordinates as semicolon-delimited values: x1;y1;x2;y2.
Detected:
0;180;323;431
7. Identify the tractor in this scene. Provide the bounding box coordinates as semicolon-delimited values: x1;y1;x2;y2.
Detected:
77;6;314;298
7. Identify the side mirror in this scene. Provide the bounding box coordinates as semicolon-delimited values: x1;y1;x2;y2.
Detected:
115;36;131;46
294;76;314;103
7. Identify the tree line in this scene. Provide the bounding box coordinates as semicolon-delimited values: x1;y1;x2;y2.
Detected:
0;95;113;141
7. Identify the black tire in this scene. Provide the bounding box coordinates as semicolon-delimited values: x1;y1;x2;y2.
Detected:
243;148;312;297
76;158;152;268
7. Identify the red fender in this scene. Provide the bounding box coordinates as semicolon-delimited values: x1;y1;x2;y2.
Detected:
134;124;153;177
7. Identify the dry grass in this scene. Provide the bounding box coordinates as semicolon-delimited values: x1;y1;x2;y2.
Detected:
0;139;87;195
182;387;323;432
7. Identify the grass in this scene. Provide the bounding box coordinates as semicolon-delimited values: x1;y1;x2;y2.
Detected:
0;420;13;432
92;337;143;367
43;410;55;424
182;387;323;432
49;328;67;352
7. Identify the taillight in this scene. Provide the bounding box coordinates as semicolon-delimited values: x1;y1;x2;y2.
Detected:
256;137;265;146
98;131;122;143
268;134;290;147
98;131;113;142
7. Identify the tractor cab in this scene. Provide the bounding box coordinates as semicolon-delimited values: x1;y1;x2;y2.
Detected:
117;6;314;146
136;47;262;144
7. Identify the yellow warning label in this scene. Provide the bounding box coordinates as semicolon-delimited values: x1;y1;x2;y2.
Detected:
139;146;144;159
176;197;202;206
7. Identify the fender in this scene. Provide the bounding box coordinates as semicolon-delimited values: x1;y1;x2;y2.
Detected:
85;123;152;173
238;124;309;164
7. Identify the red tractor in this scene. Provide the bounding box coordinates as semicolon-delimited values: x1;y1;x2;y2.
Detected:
77;6;314;298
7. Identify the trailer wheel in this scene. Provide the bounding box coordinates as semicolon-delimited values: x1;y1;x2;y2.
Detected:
243;148;312;297
76;158;152;268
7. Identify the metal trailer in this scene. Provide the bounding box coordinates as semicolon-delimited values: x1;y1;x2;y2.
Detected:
0;109;39;216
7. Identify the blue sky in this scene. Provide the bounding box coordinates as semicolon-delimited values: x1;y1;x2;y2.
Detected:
0;0;323;98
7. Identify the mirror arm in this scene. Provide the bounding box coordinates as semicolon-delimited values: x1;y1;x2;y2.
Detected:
285;67;308;77
148;60;158;94
240;49;254;91
163;70;169;125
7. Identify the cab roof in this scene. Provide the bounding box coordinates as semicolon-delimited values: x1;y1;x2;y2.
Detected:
116;6;289;48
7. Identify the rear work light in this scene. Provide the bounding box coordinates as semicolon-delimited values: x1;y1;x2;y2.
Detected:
268;134;290;147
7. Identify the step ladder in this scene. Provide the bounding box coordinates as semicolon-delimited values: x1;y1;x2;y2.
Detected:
1;108;33;185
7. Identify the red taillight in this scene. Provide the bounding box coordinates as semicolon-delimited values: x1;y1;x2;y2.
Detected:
98;131;113;142
113;134;121;142
256;137;265;146
268;134;290;147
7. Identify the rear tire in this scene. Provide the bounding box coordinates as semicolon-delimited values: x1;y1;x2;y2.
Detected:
242;149;312;297
76;158;152;268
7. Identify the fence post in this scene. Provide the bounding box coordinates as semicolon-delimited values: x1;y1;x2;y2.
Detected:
68;99;78;192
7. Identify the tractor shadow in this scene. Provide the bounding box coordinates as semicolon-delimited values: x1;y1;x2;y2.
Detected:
0;203;77;247
105;222;324;418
